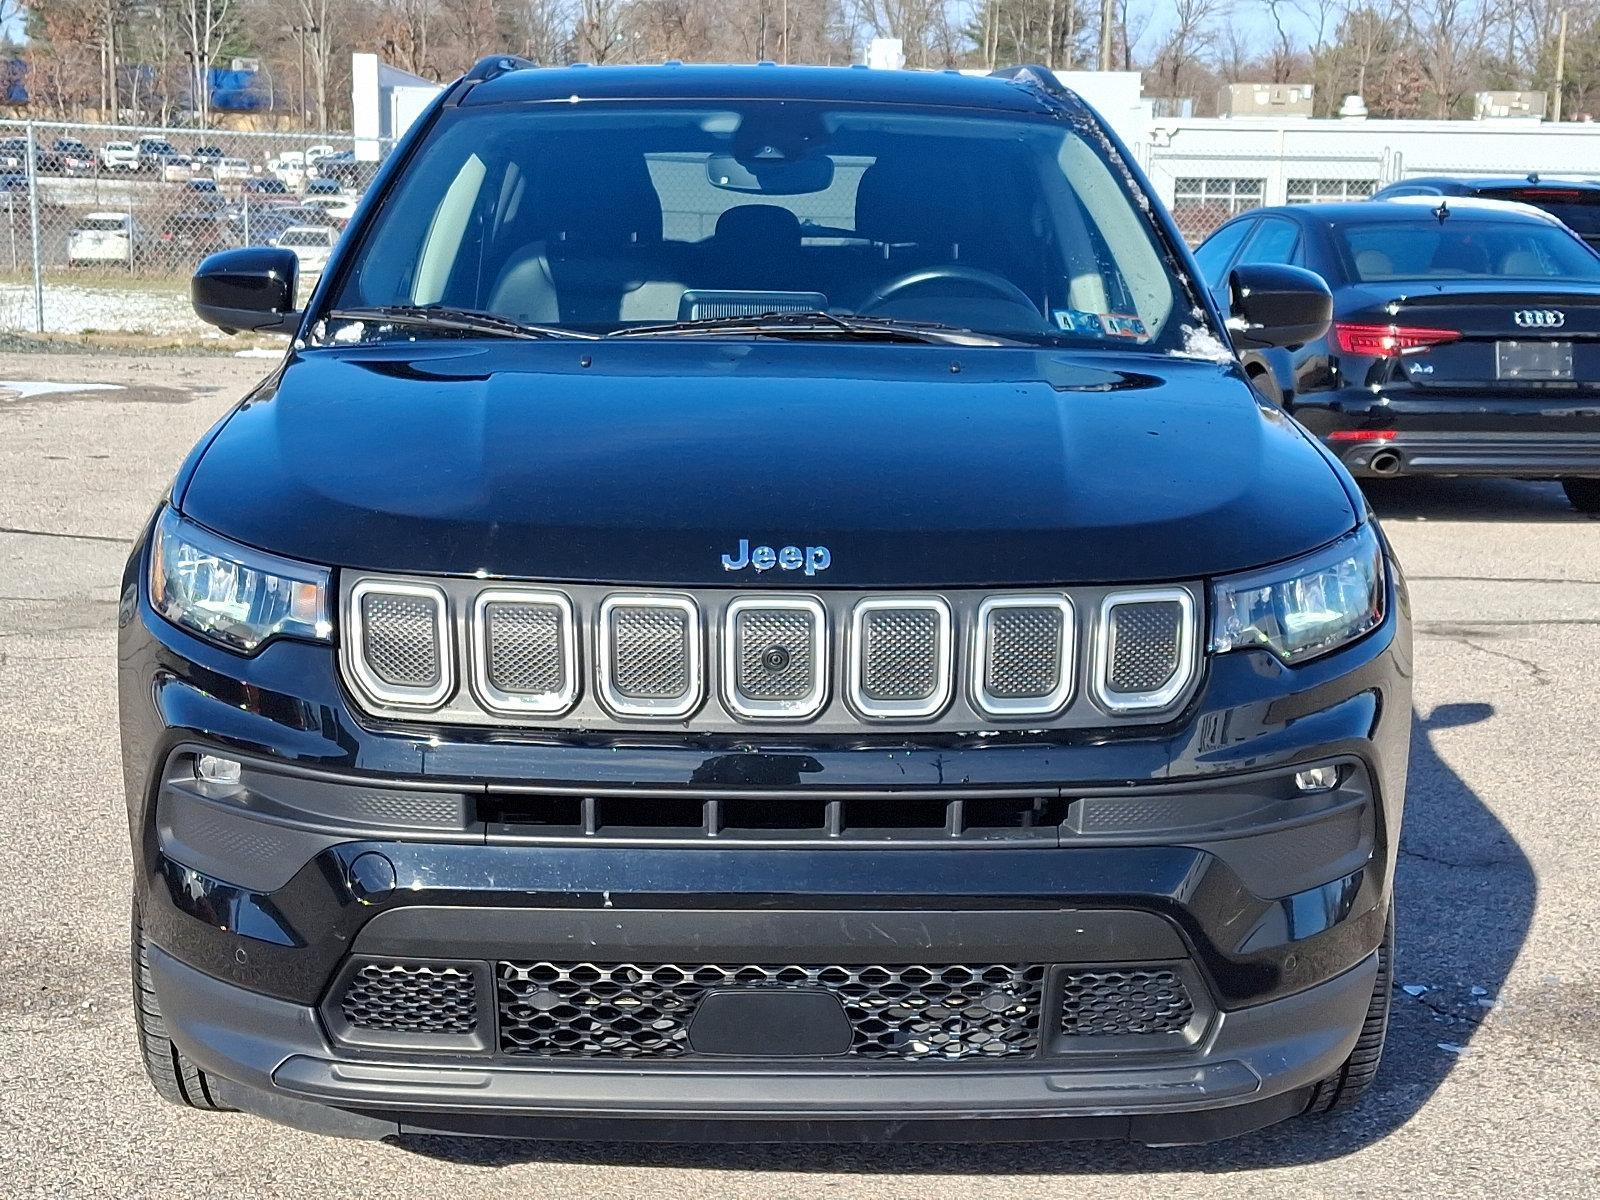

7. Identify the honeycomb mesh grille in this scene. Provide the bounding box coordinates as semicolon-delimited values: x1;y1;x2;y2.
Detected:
360;592;441;687
610;606;691;699
860;608;939;701
498;961;1045;1060
734;609;816;701
985;607;1064;699
340;962;478;1034
485;601;565;695
1060;967;1194;1037
1107;601;1183;694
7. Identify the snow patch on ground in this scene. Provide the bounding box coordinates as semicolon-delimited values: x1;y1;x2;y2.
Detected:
0;282;205;335
0;380;124;399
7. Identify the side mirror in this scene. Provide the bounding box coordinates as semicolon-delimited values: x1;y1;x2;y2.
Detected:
192;247;301;334
1227;263;1332;350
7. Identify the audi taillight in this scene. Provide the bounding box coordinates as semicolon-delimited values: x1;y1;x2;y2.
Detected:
1334;323;1461;356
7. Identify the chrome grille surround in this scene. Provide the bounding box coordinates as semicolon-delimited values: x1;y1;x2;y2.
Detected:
337;578;1203;732
847;596;953;719
598;593;702;718
470;588;577;716
722;595;827;719
972;595;1075;718
1091;589;1198;714
343;578;453;709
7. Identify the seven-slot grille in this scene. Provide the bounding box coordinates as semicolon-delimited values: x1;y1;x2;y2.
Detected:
340;578;1202;726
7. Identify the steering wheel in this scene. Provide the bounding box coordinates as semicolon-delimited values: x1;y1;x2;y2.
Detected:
857;264;1037;315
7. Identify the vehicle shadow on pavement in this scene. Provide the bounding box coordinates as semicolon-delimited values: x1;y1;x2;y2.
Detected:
1362;475;1592;523
394;703;1533;1175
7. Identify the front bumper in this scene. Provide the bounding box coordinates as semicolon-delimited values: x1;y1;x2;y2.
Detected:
119;544;1411;1143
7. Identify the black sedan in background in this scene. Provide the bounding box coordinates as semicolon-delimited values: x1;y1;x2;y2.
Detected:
1371;175;1600;251
1196;197;1600;511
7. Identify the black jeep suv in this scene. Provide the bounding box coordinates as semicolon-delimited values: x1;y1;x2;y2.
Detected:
122;60;1410;1146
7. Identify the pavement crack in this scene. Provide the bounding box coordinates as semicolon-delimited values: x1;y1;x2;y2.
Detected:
1399;846;1521;870
0;524;126;545
1411;574;1600;586
1449;636;1552;686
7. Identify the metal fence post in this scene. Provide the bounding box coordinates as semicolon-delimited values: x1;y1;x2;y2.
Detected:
25;120;44;333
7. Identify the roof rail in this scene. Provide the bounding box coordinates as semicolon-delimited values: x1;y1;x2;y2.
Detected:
990;64;1073;100
465;55;537;83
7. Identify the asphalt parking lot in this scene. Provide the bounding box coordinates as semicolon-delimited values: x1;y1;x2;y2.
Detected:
2;352;1598;1198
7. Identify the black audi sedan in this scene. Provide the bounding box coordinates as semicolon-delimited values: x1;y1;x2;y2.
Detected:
122;60;1409;1146
1196;196;1600;511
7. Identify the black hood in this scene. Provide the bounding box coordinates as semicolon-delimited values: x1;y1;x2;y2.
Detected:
179;340;1356;587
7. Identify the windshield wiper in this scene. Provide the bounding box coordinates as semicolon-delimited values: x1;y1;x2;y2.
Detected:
324;305;597;341
607;310;1008;347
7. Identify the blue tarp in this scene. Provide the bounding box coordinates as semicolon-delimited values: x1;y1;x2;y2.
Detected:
208;66;270;112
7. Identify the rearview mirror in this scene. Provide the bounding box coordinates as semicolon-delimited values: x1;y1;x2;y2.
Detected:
192;247;301;334
706;152;833;195
1227;263;1332;350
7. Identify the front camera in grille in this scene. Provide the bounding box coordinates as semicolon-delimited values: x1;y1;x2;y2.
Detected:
1092;589;1197;714
471;588;577;715
723;596;827;718
498;960;1044;1060
973;595;1075;717
848;597;952;719
598;594;702;718
345;579;453;707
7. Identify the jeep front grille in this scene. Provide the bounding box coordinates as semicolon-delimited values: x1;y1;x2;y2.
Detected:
1060;967;1196;1039
339;577;1202;731
497;960;1046;1060
340;961;479;1034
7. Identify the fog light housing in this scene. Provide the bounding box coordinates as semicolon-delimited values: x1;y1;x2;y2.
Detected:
1294;765;1339;793
196;754;242;785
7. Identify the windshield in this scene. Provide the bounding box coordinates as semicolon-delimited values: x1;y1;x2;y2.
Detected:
326;101;1189;349
1338;219;1600;282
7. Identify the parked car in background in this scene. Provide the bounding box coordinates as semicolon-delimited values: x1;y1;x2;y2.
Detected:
1195;195;1600;511
0;171;27;199
154;209;233;267
0;138;67;175
135;136;182;174
304;175;342;197
191;145;226;168
184;178;222;199
51;137;96;175
241;176;290;197
214;157;252;182
100;140;139;172
159;155;194;183
68;212;139;266
301;194;359;225
311;149;380;190
273;223;337;273
1371;175;1600;252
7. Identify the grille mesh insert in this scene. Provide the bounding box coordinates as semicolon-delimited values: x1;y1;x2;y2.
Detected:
1107;602;1183;694
340;962;478;1034
498;961;1045;1060
860;608;940;701
1060;967;1194;1037
985;607;1065;700
484;601;565;695
360;593;441;687
610;607;691;699
734;609;816;701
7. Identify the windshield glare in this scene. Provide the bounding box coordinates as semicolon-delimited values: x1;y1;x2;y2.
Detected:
1338;219;1600;282
328;102;1187;349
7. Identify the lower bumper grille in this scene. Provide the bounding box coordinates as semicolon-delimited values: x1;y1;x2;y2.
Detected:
340;961;479;1034
497;961;1046;1061
1061;967;1195;1038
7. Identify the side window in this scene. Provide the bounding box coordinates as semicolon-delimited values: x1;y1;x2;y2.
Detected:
1237;217;1300;267
1193;220;1251;288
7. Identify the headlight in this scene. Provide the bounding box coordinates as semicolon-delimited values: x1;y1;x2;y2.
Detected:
1210;523;1385;664
149;506;331;652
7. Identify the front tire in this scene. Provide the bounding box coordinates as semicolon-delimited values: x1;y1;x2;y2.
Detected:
1302;904;1393;1116
131;902;232;1112
1562;478;1600;514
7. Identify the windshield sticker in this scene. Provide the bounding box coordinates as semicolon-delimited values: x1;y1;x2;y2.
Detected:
1052;309;1148;340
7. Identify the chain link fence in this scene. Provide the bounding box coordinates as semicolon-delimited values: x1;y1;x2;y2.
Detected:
1;119;393;336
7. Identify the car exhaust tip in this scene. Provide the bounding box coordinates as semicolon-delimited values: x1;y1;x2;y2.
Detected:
1367;449;1402;476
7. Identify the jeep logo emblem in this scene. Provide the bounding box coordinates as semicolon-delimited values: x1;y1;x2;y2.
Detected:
721;539;831;576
